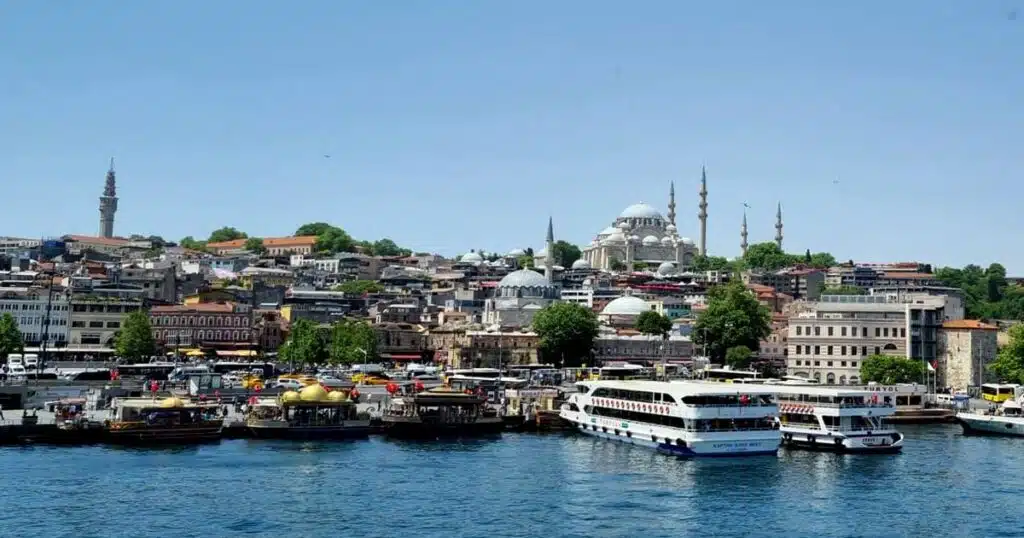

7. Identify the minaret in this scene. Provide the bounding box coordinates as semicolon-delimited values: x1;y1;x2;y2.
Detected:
544;216;555;283
740;209;749;257
697;166;708;256
667;181;676;227
775;202;784;250
99;157;118;238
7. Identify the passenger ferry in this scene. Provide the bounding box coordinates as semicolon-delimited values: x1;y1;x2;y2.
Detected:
772;385;904;452
560;381;780;458
106;397;223;444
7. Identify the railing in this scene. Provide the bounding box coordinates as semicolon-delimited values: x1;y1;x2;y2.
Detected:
779;422;891;432
777;400;894;409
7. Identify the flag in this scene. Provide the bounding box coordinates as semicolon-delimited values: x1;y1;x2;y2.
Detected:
928;360;937;372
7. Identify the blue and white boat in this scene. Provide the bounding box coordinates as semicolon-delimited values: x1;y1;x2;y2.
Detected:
560;380;780;457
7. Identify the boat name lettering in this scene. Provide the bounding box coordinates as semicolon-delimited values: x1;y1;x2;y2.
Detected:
711;441;762;449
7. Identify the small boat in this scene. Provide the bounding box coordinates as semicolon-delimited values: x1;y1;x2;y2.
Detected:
382;387;504;439
772;384;904;453
246;384;370;440
502;386;572;432
105;396;223;444
956;397;1024;436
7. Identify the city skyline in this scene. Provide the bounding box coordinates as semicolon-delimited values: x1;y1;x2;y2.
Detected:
2;3;1022;270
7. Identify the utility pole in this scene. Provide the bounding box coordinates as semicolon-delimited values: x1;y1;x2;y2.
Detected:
39;254;57;373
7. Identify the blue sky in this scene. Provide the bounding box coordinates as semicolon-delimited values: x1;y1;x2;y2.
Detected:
2;2;1021;270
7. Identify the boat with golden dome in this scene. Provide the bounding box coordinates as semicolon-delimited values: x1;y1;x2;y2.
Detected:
245;383;370;440
382;386;504;439
105;396;224;444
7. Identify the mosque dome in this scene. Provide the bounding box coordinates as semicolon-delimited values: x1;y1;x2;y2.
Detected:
642;235;660;246
601;295;652;316
571;259;591;270
657;261;677;276
498;269;552;289
617;221;631;231
679;237;695;245
619;203;664;220
605;231;627;244
299;384;329;402
661;236;674;246
598;226;618;237
281;390;301;403
506;248;526;257
666;224;677;233
460;252;483;263
159;397;185;408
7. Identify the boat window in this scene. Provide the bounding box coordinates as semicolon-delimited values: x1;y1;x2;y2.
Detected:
662;394;676;403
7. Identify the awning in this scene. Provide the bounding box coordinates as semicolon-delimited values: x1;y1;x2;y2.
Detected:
217;350;258;357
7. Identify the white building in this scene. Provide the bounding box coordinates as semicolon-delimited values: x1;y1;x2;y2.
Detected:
579;201;699;272
0;288;70;348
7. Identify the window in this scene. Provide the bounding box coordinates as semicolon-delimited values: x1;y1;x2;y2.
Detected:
874;346;880;355
814;327;820;336
883;328;889;337
796;326;802;336
841;327;847;337
827;346;833;355
827;327;834;336
794;346;801;355
827;361;833;367
840;346;846;355
861;346;867;356
875;327;880;337
814;345;820;355
804;345;810;354
851;361;858;368
841;361;847;367
851;327;857;337
900;328;906;338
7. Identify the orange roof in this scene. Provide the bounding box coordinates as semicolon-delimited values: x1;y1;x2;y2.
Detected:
151;302;238;313
207;236;317;249
880;272;935;280
65;235;131;247
748;283;774;293
943;320;998;331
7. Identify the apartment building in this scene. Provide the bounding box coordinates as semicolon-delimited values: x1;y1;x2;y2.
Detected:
747;268;824;300
0;287;70;348
68;295;143;350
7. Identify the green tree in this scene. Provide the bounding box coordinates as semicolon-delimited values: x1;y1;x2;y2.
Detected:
807;252;837;269
334;280;384;294
372;238;405;257
329;319;379;365
318;227;355;253
990;324;1024;384
178;236;207;251
635;310;673;337
551;240;582;268
208;227;247;243
986;263;1008;302
115;311;156;362
279;319;328;367
609;258;626;271
804;249;812;264
860;355;926;384
823;285;865;295
694;280;771;363
690;255;733;272
725;345;754;370
517;255;535;269
743;242;798;271
935;262;1024;319
294;222;333;237
532;302;600;368
633;261;649;271
244;237;266;254
0;313;24;361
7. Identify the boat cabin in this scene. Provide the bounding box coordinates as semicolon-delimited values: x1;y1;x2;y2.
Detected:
110;397;221;427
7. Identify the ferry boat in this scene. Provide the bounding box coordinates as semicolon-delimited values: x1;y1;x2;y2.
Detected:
773;385;904;452
956;396;1024;436
105;397;223;444
246;384;370;440
382;386;504;439
560;380;781;457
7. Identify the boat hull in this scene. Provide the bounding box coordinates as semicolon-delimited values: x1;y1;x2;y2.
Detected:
956;413;1024;437
383;418;505;439
570;422;778;457
780;429;904;453
248;422;371;440
105;424;223;445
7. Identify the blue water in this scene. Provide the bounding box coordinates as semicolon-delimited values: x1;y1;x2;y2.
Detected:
0;425;1022;538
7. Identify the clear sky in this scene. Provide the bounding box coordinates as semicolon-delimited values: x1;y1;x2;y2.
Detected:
2;2;1021;270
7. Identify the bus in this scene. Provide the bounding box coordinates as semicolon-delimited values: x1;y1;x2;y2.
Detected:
981;383;1022;403
696;367;763;383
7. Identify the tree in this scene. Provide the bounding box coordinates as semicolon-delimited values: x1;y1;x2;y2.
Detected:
743;242;798;271
115;311;156;363
0;313;24;361
372;238;405;257
804;249;812;264
986;263;1008;302
694;280;771;363
208;227;247;243
294;222;333;237
279;319;328;367
517;255;535;269
823;285;865;295
609;258;626;271
936;262;1024;319
244;237;266;254
807;252;837;269
532;302;600;368
334;280;384;294
635;311;673;337
990;324;1024;384
690;255;733;272
179;236;207;251
329;319;379;365
633;261;649;271
725;345;753;370
860;355;926;384
551;240;582;268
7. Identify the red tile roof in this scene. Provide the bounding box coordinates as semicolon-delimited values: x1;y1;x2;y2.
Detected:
880;272;936;280
942;320;998;331
65;235;131;247
207;236;317;249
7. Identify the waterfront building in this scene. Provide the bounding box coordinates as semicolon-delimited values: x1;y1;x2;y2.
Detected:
114;264;177;303
239;266;295;289
592;331;693;365
0;237;41;256
280;288;364;324
68;295;143;353
482;220;559;329
375;321;429;363
0;286;70;350
939;320;999;391
149;302;253;354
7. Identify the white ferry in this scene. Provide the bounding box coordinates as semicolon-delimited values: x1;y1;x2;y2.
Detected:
560;380;780;458
773;385;904;453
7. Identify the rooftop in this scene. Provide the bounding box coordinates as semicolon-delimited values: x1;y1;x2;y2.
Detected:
942;319;999;331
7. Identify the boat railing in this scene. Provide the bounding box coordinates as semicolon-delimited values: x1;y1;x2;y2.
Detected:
780;422;893;432
778;400;894;409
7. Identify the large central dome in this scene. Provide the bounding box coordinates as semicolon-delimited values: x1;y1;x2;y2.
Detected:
619;203;664;220
498;269;552;288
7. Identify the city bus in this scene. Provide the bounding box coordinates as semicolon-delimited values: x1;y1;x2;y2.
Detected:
696;367;763;383
981;383;1022;403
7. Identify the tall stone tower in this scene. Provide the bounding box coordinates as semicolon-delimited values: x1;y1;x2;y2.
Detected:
667;181;676;227
775;202;784;250
698;166;708;256
545;216;555;284
740;209;749;257
99;158;118;238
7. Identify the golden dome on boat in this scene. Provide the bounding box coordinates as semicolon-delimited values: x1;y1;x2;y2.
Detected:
280;390;302;403
299;384;329;402
159;397;185;408
327;391;348;402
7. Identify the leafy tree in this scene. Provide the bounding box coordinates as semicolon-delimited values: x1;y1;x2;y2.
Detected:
0;313;24;361
635;310;673;337
244;237;266;254
208;227;247;243
860;355;926;384
609;258;626;271
694;280;771;363
986;263;1008;302
372;238;405;257
743;242;797;271
804;249;812;264
179;236;207;251
294;222;333;237
807;252;837;269
823;285;865;295
990;324;1024;384
690;255;733;272
936;263;1024;319
279;319;328;367
517;255;535;269
319;227;355;253
334;280;384;294
725;345;753;369
633;261;649;271
551;241;582;268
329;319;379;365
532;302;600;368
524;247;534;257
115;311;156;362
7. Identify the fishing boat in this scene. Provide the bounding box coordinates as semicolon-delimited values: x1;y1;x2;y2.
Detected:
381;386;504;439
246;384;370;440
956;396;1024;436
105;397;223;444
560;380;780;457
772;384;903;452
